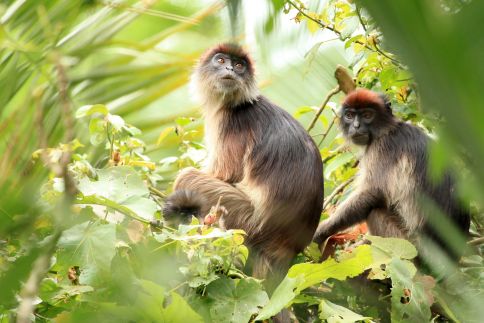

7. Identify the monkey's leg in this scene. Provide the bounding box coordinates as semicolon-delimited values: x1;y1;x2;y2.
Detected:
366;208;408;238
175;168;292;322
313;190;382;244
250;248;294;323
174;167;255;227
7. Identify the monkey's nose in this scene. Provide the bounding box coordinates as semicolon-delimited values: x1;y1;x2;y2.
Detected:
225;66;233;71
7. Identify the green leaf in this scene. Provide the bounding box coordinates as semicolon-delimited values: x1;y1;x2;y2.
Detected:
75;104;108;118
388;258;431;322
307;18;320;34
77;166;157;220
88;118;106;146
123;124;142;136
206;277;269;323
379;66;399;90
0;247;41;307
345;34;365;49
257;245;372;320
106;114;126;131
340;16;359;39
367;236;417;280
294;106;316;119
324;152;354;179
157;126;175;146
255;275;305;320
368;235;418;260
164;292;204;323
57;221;116;285
319;299;373;323
175;117;192;127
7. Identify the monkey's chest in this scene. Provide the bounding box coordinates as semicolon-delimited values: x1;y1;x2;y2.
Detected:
209;134;250;183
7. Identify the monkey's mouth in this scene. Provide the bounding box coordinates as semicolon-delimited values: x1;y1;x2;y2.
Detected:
221;75;236;81
351;134;370;145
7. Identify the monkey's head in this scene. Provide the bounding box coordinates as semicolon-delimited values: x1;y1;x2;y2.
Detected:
340;89;396;146
191;43;259;108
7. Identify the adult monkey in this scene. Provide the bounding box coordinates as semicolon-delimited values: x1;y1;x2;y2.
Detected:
164;44;324;287
313;89;470;259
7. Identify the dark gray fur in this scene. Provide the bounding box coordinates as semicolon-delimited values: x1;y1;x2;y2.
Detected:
164;44;324;296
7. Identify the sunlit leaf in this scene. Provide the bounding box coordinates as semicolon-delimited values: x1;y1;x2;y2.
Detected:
75;104;109;118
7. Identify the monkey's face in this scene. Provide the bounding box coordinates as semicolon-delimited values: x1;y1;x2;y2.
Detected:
208;53;249;93
192;43;259;108
201;52;252;94
341;107;376;145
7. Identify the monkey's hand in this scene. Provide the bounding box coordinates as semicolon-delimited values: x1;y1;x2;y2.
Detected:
203;196;228;228
313;222;331;245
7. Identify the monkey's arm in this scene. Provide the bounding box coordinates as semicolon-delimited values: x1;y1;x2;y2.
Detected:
313;190;383;244
173;167;254;223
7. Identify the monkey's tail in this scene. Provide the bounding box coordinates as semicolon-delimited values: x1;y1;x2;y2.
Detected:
163;189;206;223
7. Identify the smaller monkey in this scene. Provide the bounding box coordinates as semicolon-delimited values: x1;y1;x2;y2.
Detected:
313;89;470;260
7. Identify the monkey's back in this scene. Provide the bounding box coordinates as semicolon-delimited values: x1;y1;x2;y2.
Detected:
219;96;324;252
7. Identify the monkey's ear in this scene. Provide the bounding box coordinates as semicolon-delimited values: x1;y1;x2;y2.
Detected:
379;94;392;111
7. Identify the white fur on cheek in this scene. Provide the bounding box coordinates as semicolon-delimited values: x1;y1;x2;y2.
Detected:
190;61;259;111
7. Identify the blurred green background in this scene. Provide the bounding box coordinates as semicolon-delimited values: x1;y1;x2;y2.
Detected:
1;0;483;322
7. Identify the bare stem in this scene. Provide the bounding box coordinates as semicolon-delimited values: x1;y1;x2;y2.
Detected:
323;178;354;210
16;233;62;323
307;86;341;133
467;237;484;246
17;53;77;322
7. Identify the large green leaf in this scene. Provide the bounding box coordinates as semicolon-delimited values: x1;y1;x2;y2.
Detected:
78;166;157;221
205;277;269;323
57;221;116;285
388;259;431;323
319;299;373;323
257;245;372;320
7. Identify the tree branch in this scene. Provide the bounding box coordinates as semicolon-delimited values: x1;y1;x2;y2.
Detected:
17;54;78;323
323;178;354;210
287;0;404;68
467;237;484;246
307;86;340;133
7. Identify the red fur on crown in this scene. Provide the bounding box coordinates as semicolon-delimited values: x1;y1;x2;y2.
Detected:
344;89;385;110
200;43;255;75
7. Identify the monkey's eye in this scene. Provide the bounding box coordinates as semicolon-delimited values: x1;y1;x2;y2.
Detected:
217;57;225;64
361;110;374;120
344;111;354;119
234;62;243;69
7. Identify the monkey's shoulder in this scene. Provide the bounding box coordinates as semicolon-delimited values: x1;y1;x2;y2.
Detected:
376;121;429;153
228;96;312;143
363;122;430;176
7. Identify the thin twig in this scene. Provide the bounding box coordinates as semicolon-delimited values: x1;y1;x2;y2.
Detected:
322;146;345;164
355;5;367;33
149;185;166;199
323;178;354;210
54;55;77;197
318;117;337;147
287;0;404;68
307;86;341;133
467;237;484;246
17;54;78;323
17;232;62;323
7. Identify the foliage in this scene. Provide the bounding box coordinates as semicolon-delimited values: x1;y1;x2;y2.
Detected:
0;0;483;322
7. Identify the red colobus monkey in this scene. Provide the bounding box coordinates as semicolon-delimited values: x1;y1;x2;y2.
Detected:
313;89;470;260
164;43;324;286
